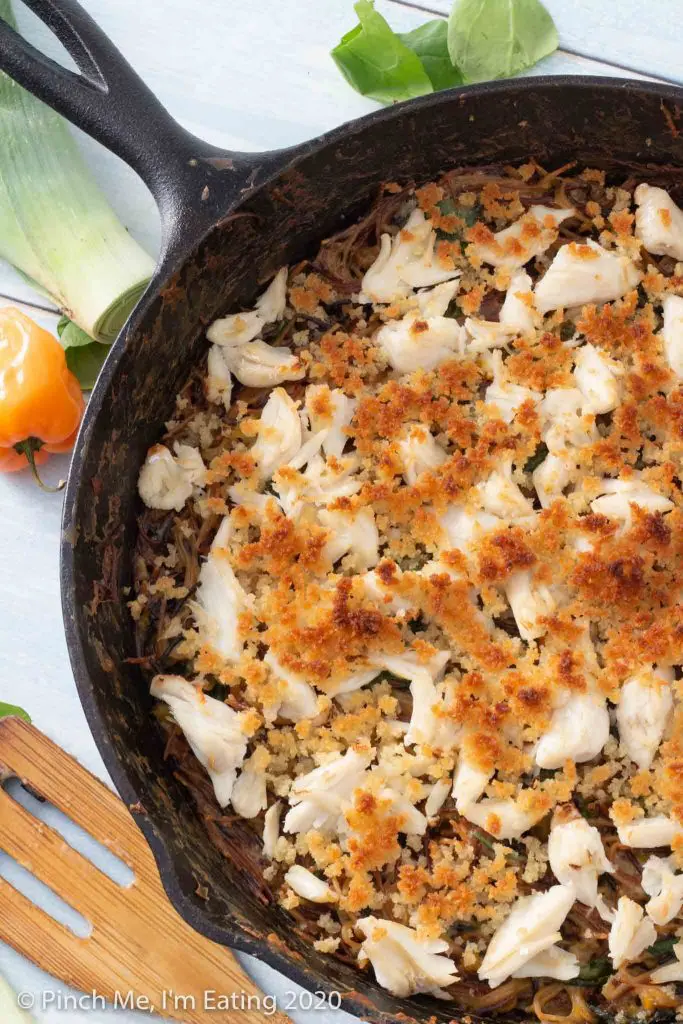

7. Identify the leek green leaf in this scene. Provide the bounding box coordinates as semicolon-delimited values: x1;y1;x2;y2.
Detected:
331;0;433;104
0;0;154;341
398;20;463;92
58;315;93;348
0;701;30;722
58;315;107;388
447;0;558;83
0;973;37;1022
64;338;110;390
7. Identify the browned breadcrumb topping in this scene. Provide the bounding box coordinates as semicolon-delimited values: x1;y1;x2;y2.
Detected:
133;162;683;1022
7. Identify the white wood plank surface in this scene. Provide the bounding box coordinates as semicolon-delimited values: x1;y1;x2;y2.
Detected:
400;0;683;84
0;0;667;1020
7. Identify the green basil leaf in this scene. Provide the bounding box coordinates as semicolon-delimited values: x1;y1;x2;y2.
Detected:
65;340;110;390
331;0;433;104
0;701;31;723
398;20;463;92
447;0;558;84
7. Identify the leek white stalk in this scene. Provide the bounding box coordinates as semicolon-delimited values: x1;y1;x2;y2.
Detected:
0;975;36;1023
0;0;155;342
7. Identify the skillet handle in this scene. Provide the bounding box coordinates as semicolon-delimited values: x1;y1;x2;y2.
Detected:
0;0;265;247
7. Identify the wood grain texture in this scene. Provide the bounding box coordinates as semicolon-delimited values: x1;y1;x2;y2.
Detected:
0;0;650;309
0;718;287;1024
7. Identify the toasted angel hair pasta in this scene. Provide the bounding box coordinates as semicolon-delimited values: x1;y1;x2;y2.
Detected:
134;164;683;1020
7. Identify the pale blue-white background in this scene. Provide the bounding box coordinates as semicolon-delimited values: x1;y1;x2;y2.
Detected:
0;0;671;1019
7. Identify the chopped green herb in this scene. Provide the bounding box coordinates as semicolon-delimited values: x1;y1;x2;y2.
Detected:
524;442;548;474
566;957;613;987
648;936;678;961
574;793;594;820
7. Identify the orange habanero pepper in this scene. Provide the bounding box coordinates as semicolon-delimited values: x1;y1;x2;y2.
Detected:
0;307;84;488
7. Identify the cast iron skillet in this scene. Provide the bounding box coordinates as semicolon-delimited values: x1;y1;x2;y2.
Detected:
2;3;683;1021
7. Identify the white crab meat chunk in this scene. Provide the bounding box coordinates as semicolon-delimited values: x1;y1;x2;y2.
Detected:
262;802;281;858
478;885;577;988
283;748;373;834
284;865;337;904
219;339;304;388
541;387;596;452
462;797;544;841
320;506;379;571
323;665;384;698
660;293;683;378
357;917;459;998
452;745;541;839
573;343;622;414
469;205;575;270
484;352;540;424
352;782;429;837
534;240;641;315
616;666;673;770
651;941;683;984
415;279;461;318
452;747;491;811
533;452;575;509
634;183;683;261
425;778;451;817
207;268;287;346
362;565;414;616
305;385;357;459
440;506;499;557
590;477;673;523
617;815;683;849
150;675;247;808
642;856;683;925
608;896;657;969
512;945;580;982
499;270;537;334
194;537;249;664
548;814;614;910
275;453;362;520
206;345;233;410
376;651;455;750
138;443;206;512
477;461;533;520
398;424;448;485
231;750;268;819
263;651;318;723
535;692;610;769
360;208;461;304
464;318;518;354
376;311;466;373
504;570;555;643
250;387;303;480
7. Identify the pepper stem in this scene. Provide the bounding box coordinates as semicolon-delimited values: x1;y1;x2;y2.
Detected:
13;439;65;493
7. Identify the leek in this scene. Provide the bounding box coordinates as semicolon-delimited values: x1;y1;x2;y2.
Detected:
0;0;155;342
0;975;36;1022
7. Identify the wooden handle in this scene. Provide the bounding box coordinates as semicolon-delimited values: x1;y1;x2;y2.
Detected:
0;717;289;1024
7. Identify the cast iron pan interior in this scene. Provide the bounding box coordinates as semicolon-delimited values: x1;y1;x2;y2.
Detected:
1;3;683;1022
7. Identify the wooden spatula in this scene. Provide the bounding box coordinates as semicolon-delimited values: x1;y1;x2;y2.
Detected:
0;716;288;1024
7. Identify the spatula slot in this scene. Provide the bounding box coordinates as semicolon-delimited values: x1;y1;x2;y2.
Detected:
3;778;135;889
0;851;93;939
